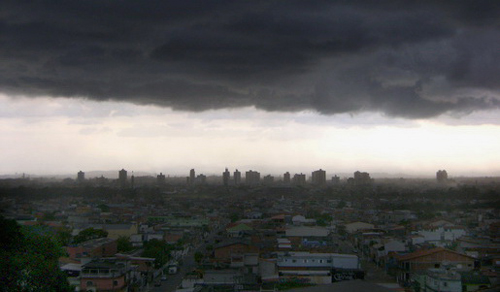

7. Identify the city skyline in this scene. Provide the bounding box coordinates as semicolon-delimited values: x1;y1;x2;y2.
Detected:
1;2;500;176
1;167;487;181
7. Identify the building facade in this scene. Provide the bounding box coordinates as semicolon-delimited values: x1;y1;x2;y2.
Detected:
311;169;326;185
223;168;230;186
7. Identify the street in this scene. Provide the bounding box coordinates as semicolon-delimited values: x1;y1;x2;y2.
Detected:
149;226;223;292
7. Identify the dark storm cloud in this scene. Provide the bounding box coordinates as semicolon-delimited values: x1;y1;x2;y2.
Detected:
1;0;499;118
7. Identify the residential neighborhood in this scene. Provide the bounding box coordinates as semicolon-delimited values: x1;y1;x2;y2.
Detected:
1;171;499;292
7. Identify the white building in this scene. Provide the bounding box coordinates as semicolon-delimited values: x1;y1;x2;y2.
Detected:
276;252;361;284
424;268;462;292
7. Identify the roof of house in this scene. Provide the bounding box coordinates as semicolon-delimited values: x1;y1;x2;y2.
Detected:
287;279;394;292
227;223;253;232
397;247;474;262
70;237;116;248
286;226;329;237
213;239;250;249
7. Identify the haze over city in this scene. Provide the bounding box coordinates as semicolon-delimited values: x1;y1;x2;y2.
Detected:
1;1;500;177
2;3;500;292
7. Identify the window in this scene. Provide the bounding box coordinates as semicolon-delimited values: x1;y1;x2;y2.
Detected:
113;280;118;286
327;260;332;263
443;282;447;287
292;260;296;263
86;281;93;287
319;260;323;263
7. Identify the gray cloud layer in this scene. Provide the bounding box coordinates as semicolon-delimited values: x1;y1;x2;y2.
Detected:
1;0;500;118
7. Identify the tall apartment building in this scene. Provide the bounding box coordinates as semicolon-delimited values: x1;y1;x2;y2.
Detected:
189;169;195;185
234;169;241;185
293;173;306;186
436;170;448;183
223;168;230;186
283;172;291;184
157;172;166;185
77;171;85;183
311;169;326;185
245;170;260;185
118;169;127;188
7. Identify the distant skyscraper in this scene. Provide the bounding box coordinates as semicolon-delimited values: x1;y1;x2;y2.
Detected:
77;171;85;182
283;172;291;184
263;175;274;185
157;172;166;185
245;170;260;185
436;170;448;183
130;174;135;188
311;169;326;185
119;169;127;188
234;169;241;185
293;173;306;186
332;175;340;184
223;168;230;186
197;174;206;184
189;169;195;185
353;171;371;185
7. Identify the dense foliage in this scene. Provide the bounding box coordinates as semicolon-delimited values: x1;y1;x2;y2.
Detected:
141;239;171;268
0;216;72;292
117;236;134;252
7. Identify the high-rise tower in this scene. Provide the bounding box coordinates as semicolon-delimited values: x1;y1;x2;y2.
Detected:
223;168;230;186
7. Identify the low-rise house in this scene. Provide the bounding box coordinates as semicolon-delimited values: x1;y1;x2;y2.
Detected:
75;223;138;239
104;223;138;239
285;226;330;238
143;232;164;242
80;259;136;292
276;252;362;284
203;270;242;285
416;268;462;292
397;247;475;284
115;253;155;275
67;237;117;260
460;271;491;291
416;225;467;247
129;234;144;247
369;239;407;266
292;215;316;226
226;223;254;237
456;236;500;258
213;240;259;263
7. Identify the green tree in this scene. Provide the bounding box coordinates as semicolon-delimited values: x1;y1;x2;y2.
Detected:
316;214;333;226
142;239;171;268
0;216;73;292
55;227;73;246
73;227;108;244
97;204;110;212
117;236;134;252
194;251;204;263
230;213;240;222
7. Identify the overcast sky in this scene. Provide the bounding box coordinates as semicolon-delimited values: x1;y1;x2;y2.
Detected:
1;1;500;177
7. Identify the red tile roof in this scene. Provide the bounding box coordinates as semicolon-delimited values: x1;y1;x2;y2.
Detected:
397;247;474;261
